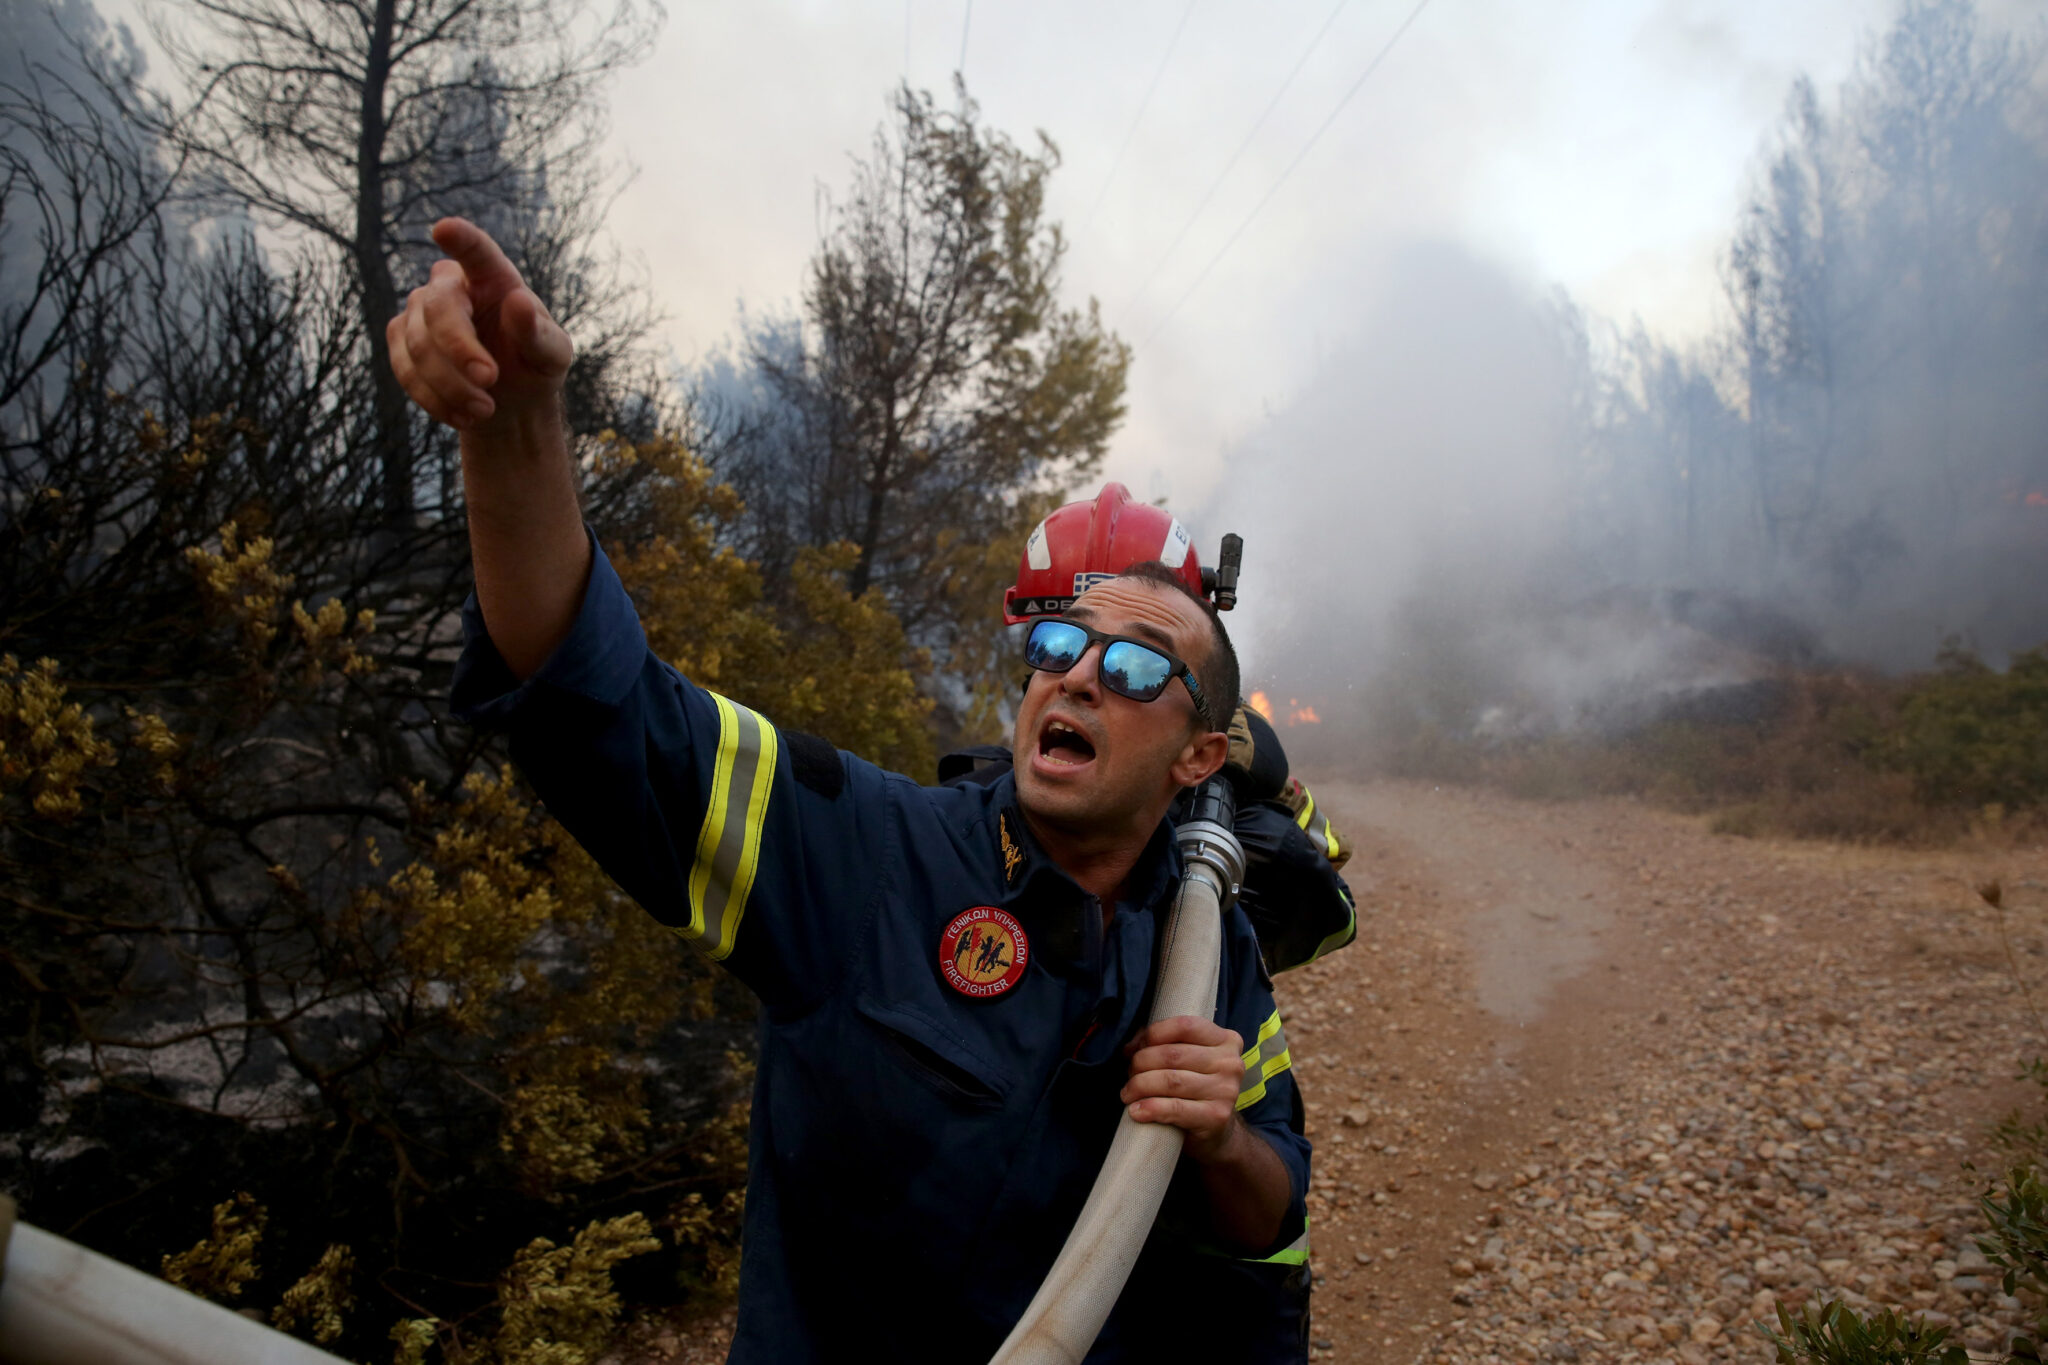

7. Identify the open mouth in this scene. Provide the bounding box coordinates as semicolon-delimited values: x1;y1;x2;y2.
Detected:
1036;715;1098;768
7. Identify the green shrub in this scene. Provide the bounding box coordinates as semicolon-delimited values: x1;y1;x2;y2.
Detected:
1367;641;2048;844
1758;1300;1968;1365
1890;643;2048;811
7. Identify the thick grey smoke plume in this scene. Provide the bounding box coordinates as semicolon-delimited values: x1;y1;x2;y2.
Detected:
1207;0;2048;749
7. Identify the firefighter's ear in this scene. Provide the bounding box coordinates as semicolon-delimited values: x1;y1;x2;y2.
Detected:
1169;728;1229;789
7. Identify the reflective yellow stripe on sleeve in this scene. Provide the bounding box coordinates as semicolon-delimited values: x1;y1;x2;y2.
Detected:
1236;1008;1292;1110
679;692;778;961
1306;899;1358;967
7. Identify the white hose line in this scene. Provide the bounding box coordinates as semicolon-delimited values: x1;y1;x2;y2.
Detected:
988;858;1229;1365
0;1208;348;1365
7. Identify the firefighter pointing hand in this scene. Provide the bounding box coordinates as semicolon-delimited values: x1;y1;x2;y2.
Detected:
390;219;1315;1362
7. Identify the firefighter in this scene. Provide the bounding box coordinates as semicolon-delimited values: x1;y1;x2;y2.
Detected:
942;482;1359;978
390;219;1310;1362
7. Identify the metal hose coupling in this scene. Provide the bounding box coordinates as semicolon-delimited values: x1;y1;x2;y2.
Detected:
1174;778;1244;906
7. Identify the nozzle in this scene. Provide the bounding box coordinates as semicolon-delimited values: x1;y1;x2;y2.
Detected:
1213;533;1242;611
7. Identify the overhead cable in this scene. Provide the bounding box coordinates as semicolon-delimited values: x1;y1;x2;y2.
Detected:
1140;0;1437;347
1081;0;1201;236
1115;0;1353;325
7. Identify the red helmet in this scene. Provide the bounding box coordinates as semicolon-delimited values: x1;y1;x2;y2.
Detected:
1002;483;1205;625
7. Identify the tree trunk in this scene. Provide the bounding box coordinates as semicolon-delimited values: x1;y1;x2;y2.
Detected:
355;0;411;533
851;473;888;598
850;405;900;598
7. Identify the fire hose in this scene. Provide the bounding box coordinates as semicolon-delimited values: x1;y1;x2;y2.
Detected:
0;1195;347;1365
989;777;1246;1365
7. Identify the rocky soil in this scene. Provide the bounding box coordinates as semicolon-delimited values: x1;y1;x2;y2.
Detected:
617;778;2048;1363
1287;779;2048;1364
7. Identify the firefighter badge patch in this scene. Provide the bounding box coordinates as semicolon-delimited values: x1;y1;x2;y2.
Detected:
940;907;1029;999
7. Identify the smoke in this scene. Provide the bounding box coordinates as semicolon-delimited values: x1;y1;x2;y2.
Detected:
1203;242;1756;744
1202;0;2048;753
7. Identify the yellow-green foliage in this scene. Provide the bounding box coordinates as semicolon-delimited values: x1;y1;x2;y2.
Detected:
184;521;291;657
185;521;377;682
480;1214;660;1365
500;1083;645;1200
359;764;681;1200
387;1214;658;1365
122;705;185;793
160;1193;265;1302
273;1243;355;1344
658;1051;754;1304
596;431;934;775
0;654;116;818
771;543;935;770
392;1317;442;1365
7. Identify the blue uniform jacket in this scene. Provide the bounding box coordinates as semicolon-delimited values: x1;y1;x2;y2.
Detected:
449;527;1311;1363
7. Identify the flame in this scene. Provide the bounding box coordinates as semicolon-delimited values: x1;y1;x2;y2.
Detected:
2028;491;2048;508
1286;699;1321;726
1247;691;1273;721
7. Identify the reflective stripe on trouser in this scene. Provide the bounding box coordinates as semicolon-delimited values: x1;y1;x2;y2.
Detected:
1236;1008;1292;1110
678;692;778;960
1192;1218;1312;1268
1248;1223;1310;1266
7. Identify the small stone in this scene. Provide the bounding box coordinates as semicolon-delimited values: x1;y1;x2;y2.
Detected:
1799;1111;1827;1131
1451;1258;1476;1277
1354;1251;1374;1265
1690;1317;1723;1344
1472;1173;1500;1191
1341;1107;1373;1127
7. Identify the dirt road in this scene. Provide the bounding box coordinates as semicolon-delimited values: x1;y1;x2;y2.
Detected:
1290;778;2048;1364
631;779;2048;1364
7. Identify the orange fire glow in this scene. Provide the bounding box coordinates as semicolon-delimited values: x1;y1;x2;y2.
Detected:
2028;491;2048;508
1286;700;1321;726
1247;691;1273;721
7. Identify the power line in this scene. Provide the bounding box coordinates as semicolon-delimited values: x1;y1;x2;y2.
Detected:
958;0;972;74
1140;0;1437;347
1114;0;1353;325
1081;0;1200;236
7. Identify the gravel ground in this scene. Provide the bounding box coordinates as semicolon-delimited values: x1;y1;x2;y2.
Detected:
612;779;2048;1364
1288;779;2048;1365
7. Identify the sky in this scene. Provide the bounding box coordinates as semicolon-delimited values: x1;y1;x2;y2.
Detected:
602;0;1943;512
